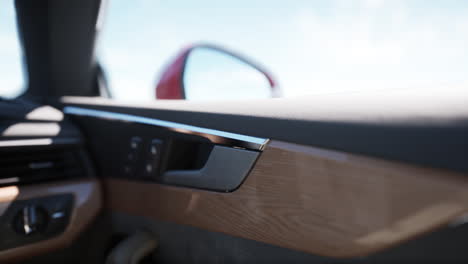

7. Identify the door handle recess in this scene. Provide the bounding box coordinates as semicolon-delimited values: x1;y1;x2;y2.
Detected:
161;145;259;192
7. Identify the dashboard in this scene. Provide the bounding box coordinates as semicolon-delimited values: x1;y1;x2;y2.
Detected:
0;99;101;262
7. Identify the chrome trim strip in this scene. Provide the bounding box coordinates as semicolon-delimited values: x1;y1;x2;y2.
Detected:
0;138;53;147
63;106;269;151
0;138;79;148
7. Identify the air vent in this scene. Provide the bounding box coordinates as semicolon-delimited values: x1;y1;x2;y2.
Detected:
0;147;85;185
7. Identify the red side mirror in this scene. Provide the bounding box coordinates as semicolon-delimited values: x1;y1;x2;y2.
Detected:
155;44;279;100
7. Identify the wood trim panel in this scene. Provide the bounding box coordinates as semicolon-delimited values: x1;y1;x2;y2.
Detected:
0;179;102;263
104;140;468;258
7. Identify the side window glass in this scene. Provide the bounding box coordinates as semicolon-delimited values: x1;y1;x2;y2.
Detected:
0;1;26;98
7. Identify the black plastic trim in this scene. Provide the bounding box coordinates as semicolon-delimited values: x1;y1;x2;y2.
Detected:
161;145;259;192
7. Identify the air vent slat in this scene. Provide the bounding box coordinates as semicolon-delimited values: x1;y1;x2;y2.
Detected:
0;152;62;163
0;147;85;185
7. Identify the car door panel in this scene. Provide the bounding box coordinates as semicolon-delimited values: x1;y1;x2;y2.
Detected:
102;142;468;259
59;96;468;260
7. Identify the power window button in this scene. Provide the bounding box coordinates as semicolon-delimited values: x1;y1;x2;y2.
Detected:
149;139;162;157
144;139;162;178
130;137;142;149
150;145;158;155
124;136;142;178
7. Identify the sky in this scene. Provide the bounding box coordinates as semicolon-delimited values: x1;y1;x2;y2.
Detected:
0;1;25;98
1;0;468;100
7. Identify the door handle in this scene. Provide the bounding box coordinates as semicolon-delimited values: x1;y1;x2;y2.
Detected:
161;145;259;192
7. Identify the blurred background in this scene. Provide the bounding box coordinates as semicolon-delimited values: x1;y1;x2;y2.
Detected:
2;0;468;100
